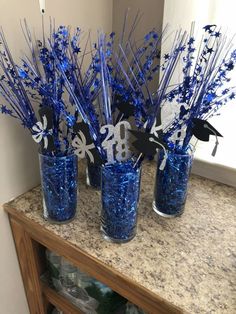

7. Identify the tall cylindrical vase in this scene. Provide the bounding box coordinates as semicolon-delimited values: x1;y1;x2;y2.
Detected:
39;153;78;223
153;149;193;217
101;160;141;243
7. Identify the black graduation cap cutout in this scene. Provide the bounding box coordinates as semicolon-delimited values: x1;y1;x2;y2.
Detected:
114;94;135;121
192;118;223;156
129;130;169;170
32;106;55;153
73;121;103;165
129;130;168;156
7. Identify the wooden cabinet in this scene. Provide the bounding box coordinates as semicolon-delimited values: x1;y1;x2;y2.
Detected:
4;162;236;313
6;210;179;314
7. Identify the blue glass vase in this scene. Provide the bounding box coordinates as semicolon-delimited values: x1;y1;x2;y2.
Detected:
101;160;141;243
153;150;193;217
39;153;78;223
86;162;101;189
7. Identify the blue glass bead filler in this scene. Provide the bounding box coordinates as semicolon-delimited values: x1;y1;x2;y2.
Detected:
153;150;193;217
39;153;78;223
101;160;141;242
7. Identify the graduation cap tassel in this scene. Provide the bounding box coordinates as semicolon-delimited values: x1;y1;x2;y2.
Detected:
204;124;219;157
212;137;219;157
149;138;168;171
159;149;168;171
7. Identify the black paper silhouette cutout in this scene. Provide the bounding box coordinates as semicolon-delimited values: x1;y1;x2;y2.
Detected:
115;94;135;120
129;130;168;157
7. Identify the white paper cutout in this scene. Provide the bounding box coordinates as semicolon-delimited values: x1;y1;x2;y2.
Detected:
72;130;95;163
115;121;132;162
149;137;168;170
144;118;162;137
143;119;169;170
100;124;116;163
32;115;50;149
101;121;132;164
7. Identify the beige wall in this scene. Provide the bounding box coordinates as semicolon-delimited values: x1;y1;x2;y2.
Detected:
0;1;112;313
112;0;164;95
112;0;164;39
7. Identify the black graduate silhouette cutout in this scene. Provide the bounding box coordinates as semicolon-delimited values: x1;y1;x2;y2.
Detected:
129;129;168;157
73;121;103;165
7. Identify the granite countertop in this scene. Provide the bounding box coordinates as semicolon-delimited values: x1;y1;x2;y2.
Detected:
5;161;236;314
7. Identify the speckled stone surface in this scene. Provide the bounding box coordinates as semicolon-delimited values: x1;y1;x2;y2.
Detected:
5;161;236;314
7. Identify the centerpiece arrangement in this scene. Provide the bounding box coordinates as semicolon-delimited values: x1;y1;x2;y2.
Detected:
126;24;236;217
55;14;190;241
57;26;143;242
1;13;235;241
47;12;169;241
0;22;86;223
153;25;236;217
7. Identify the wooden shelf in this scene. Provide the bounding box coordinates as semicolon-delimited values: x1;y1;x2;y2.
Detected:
5;209;181;314
42;282;84;314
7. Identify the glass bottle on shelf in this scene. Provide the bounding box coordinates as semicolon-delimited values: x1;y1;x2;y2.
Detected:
51;307;64;314
60;258;78;296
45;249;61;290
45;251;147;314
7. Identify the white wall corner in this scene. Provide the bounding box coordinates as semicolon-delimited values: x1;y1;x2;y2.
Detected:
192;158;236;187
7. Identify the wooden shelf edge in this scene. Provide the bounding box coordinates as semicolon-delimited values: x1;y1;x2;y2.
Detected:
42;282;83;314
5;205;183;314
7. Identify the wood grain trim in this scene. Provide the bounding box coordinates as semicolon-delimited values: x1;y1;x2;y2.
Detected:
42;283;83;314
9;217;46;314
5;206;183;314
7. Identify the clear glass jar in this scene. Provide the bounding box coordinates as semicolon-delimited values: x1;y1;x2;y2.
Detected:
39;153;78;223
52;307;64;314
60;258;78;295
101;160;141;243
77;269;93;289
45;249;61;290
153;149;193;217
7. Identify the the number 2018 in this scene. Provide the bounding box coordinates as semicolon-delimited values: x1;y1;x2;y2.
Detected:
100;121;131;164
